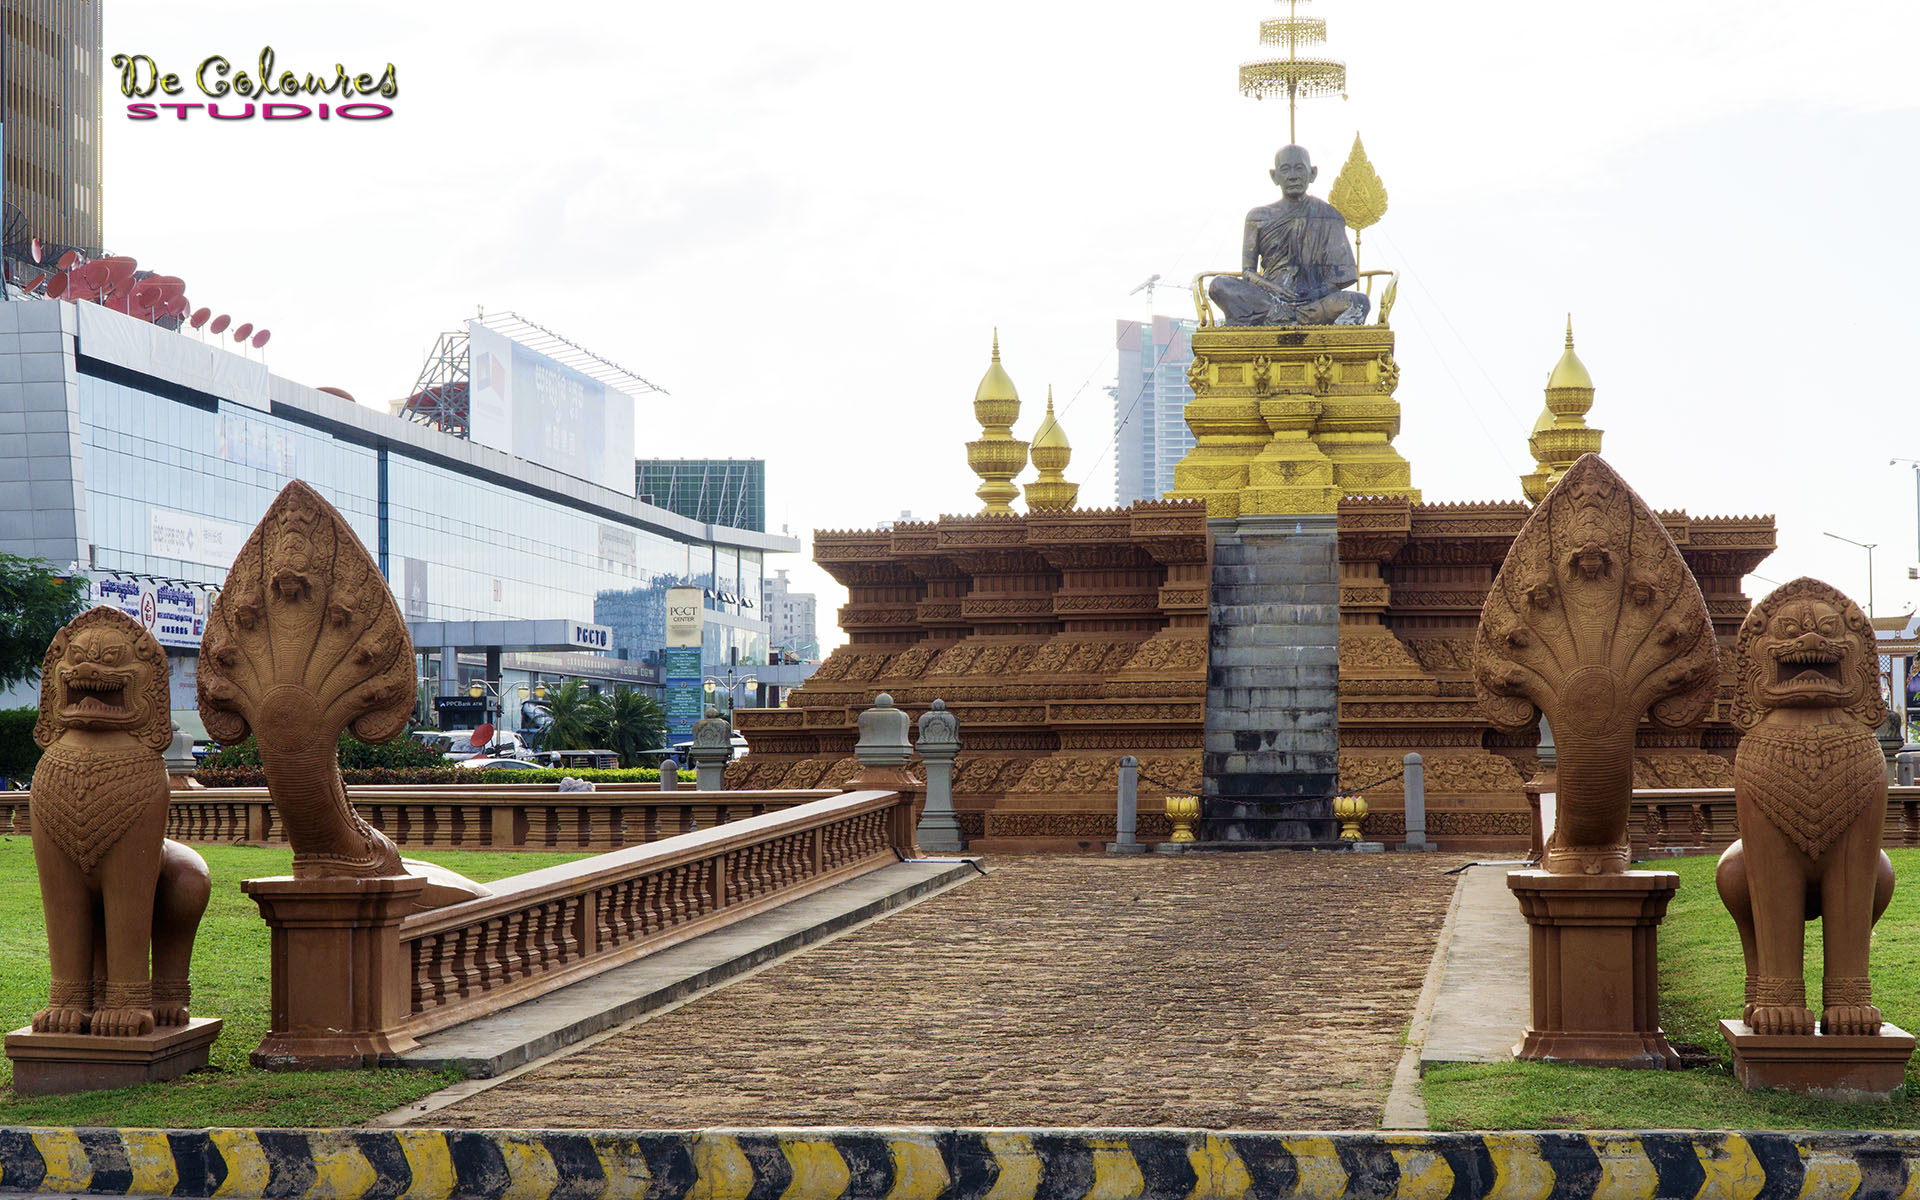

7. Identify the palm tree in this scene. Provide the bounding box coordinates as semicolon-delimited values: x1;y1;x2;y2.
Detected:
534;679;598;753
588;687;668;768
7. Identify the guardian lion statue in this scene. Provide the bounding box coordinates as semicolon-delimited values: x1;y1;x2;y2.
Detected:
29;607;211;1036
1716;578;1895;1036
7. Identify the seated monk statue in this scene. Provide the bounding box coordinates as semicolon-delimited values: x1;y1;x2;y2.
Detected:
1208;144;1371;327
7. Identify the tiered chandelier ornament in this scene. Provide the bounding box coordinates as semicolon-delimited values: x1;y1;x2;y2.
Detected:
1237;0;1347;143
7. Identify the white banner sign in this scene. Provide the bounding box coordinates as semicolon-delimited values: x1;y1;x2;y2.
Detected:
568;621;613;651
149;508;249;569
91;575;208;651
666;586;704;647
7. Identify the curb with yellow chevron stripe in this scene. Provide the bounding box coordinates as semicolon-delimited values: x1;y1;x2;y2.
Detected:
0;1127;1917;1199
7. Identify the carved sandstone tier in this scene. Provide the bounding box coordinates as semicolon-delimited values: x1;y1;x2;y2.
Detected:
1169;325;1417;518
751;490;1774;850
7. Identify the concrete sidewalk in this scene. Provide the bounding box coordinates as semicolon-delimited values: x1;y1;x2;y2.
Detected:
1382;862;1531;1128
1419;864;1531;1067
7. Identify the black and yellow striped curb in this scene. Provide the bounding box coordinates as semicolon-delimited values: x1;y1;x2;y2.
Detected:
1;1127;1918;1199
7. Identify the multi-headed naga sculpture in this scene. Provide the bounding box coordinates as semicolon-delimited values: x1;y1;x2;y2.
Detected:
199;481;417;879
30;608;212;1036
1474;454;1721;874
1716;578;1894;1036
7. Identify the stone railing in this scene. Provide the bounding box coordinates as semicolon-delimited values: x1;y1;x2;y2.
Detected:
0;786;836;852
245;789;917;1066
1631;786;1920;857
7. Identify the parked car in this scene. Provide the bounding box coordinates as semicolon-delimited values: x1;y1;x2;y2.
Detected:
671;732;750;762
437;729;527;760
456;757;544;771
529;749;621;770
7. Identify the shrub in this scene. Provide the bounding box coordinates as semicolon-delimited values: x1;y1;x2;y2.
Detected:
193;765;697;787
203;731;447;771
0;708;40;785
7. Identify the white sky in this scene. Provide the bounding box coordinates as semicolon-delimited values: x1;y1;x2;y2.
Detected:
101;1;1920;649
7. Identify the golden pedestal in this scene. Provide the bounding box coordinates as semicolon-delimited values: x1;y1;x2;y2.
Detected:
1170;325;1419;517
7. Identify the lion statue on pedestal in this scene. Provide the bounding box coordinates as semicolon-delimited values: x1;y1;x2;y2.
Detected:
29;607;211;1036
1716;577;1894;1036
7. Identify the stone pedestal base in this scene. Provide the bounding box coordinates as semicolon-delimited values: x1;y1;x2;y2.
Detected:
5;1017;222;1096
242;874;427;1070
1508;869;1680;1068
1721;1020;1915;1101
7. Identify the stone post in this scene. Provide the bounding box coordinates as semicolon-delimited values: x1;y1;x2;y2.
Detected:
1108;756;1145;854
846;695;923;831
1899;749;1918;789
688;707;733;791
914;699;964;853
658;756;680;792
1402;752;1429;850
241;875;428;1068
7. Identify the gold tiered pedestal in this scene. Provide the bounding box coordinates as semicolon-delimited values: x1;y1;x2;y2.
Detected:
1170;325;1418;518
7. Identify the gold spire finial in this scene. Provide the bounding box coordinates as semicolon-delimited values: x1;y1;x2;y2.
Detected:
1024;385;1078;511
1522;318;1603;504
967;331;1027;515
992;327;1001;360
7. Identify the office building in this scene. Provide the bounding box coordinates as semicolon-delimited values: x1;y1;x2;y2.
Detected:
761;567;818;662
1114;316;1196;505
0;299;797;741
635;459;766;532
4;1;103;252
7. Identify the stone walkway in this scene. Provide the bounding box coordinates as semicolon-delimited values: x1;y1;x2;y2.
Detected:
427;852;1473;1130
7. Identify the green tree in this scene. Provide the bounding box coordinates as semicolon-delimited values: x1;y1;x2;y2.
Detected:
0;555;91;691
535;679;599;752
588;687;668;768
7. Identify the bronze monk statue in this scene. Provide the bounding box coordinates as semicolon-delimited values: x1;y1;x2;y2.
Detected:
1209;144;1371;327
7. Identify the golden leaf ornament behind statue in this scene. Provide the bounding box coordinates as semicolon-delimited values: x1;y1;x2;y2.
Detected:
1473;454;1720;874
1327;133;1388;233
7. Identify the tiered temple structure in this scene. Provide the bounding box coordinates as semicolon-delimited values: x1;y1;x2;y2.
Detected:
732;330;1775;850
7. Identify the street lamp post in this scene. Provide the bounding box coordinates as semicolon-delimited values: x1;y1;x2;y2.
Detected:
1822;531;1876;619
1894;458;1920;568
466;679;547;742
702;668;760;713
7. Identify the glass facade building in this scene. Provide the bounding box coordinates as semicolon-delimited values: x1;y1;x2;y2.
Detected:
0;300;795;737
1113;316;1197;505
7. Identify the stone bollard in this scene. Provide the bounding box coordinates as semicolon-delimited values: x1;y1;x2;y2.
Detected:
658;757;680;792
688;707;733;791
1107;756;1145;854
915;700;964;853
846;694;922;816
1402;751;1431;850
1900;748;1918;788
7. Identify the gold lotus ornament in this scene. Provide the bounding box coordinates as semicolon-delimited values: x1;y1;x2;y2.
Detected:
1332;793;1369;841
1164;795;1200;844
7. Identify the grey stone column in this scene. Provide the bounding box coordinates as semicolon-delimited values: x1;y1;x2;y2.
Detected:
658;757;680;791
1899;749;1917;789
1201;513;1340;842
914;700;964;853
1107;755;1145;854
688;707;733;791
1402;752;1429;850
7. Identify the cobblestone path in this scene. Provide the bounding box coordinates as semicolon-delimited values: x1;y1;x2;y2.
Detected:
430;852;1473;1129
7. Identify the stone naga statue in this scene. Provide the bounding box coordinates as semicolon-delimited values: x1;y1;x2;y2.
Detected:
199;480;483;908
1715;578;1894;1036
1474;454;1721;874
30;607;212;1036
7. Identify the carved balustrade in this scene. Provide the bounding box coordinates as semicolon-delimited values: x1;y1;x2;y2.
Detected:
394;789;914;1038
1628;787;1920;857
13;786;837;852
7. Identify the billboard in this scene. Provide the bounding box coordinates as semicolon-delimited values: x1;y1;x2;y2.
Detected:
90;574;207;651
467;321;636;494
665;586;704;647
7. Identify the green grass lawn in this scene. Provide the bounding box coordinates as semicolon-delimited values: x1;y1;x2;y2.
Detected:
0;838;590;1127
1424;849;1920;1130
